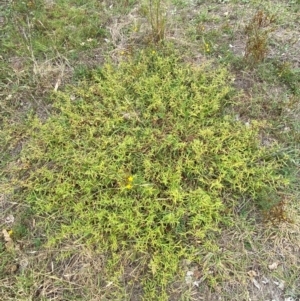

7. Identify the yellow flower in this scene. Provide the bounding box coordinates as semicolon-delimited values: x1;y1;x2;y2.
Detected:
205;43;210;52
128;176;134;182
125;183;133;189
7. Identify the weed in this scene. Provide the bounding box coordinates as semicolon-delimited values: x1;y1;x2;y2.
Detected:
244;10;275;66
276;62;300;95
143;0;167;43
10;50;290;299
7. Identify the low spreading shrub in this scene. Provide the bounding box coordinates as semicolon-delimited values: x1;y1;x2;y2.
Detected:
18;50;289;299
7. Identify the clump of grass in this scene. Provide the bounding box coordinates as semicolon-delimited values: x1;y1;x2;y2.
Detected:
142;0;167;43
9;0;107;58
244;10;275;66
15;50;289;299
277;62;300;95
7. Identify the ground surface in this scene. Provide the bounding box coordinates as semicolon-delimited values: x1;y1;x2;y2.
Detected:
0;0;300;300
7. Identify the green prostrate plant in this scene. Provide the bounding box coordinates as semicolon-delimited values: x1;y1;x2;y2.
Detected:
244;10;275;66
18;50;289;300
